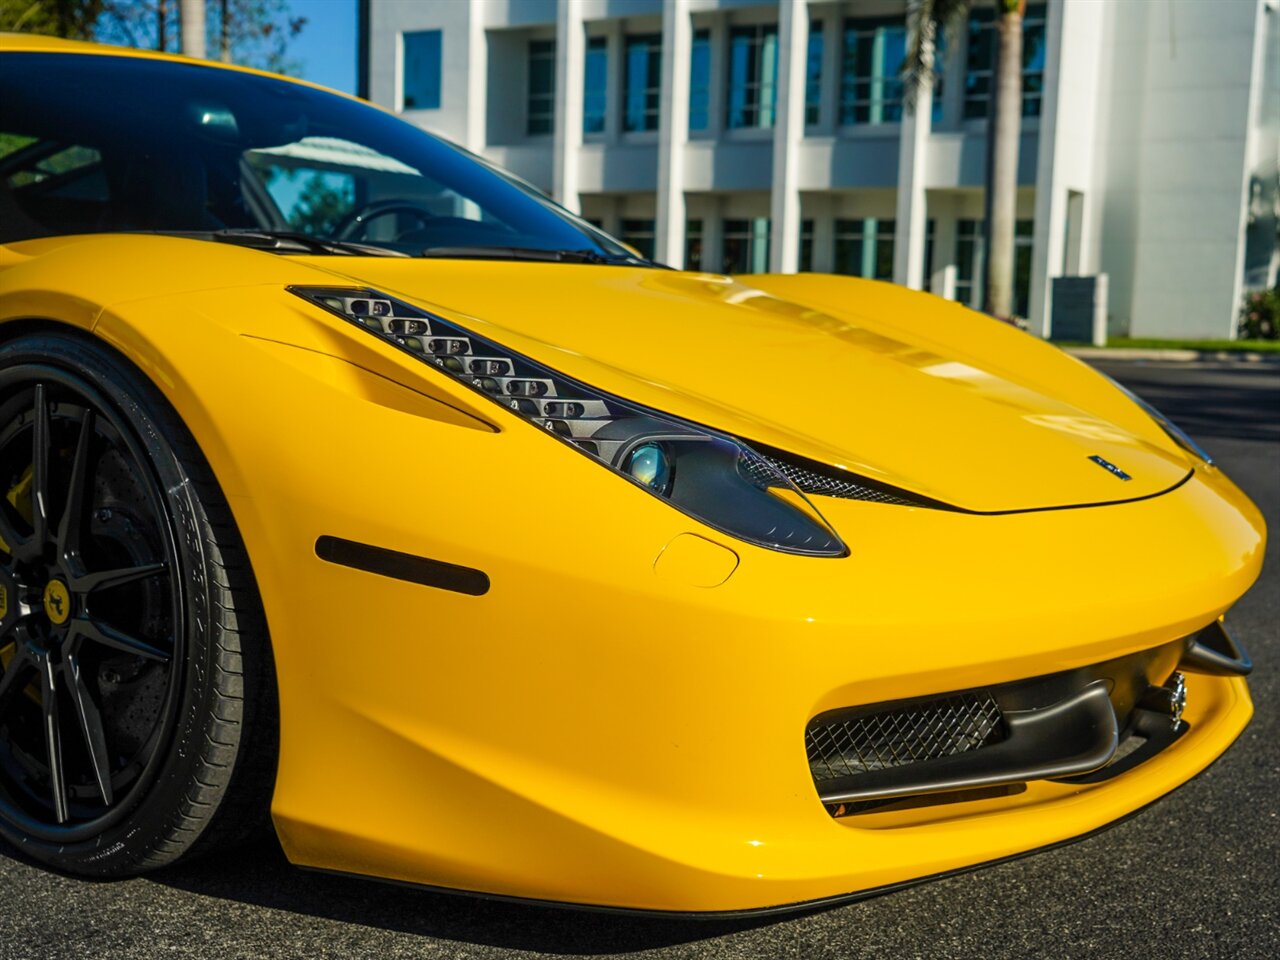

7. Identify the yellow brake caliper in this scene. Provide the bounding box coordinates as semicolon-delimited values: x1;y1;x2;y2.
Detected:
0;465;40;702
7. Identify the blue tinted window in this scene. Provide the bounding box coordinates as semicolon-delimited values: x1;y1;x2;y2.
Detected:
528;40;556;134
839;20;905;125
805;22;822;125
723;218;771;273
689;30;711;130
584;37;608;133
624;34;662;132
402;30;441;110
834;218;895;279
727;24;779;129
965;5;1046;119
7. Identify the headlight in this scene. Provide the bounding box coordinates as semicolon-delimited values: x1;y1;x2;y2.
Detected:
290;286;847;557
1105;375;1214;466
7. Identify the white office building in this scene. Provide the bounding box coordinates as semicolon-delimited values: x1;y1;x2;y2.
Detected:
359;0;1279;340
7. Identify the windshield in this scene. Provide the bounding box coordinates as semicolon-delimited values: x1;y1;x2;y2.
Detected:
0;53;635;260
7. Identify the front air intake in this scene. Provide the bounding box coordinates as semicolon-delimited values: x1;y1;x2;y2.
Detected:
806;692;1005;783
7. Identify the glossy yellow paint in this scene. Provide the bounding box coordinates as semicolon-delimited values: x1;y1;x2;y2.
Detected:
0;41;1266;912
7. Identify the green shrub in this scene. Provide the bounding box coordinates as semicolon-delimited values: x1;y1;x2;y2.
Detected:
1239;287;1280;340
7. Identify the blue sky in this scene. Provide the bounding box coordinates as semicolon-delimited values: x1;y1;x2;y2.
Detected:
288;0;358;94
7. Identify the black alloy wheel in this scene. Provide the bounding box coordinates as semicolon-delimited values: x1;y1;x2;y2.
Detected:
0;332;275;875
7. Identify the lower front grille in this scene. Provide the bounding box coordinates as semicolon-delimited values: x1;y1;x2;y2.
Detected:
806;692;1005;783
804;639;1188;814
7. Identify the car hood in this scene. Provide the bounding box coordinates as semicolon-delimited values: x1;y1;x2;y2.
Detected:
1;235;1189;514
315;260;1189;514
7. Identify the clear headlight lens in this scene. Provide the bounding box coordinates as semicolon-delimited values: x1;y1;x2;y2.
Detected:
290;286;847;557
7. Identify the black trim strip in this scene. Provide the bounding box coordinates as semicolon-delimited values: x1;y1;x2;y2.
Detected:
315;536;489;596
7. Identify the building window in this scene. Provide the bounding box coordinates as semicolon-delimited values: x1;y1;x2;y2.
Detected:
1014;219;1034;317
799;219;815;271
723;218;771;273
584;37;608;134
834;218;895;280
839;21;945;126
624;34;662;132
839;19;906;125
727;24;779;129
953;219;1034;314
686;219;703;270
955;218;982;306
924;218;936;291
805;22;823;125
689;30;712;131
401;30;442;110
527;39;556;135
964;5;1047;119
621;218;656;260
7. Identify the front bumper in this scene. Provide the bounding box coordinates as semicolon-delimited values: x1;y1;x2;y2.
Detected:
94;295;1267;913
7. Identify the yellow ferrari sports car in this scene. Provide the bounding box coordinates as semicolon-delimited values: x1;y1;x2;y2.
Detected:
0;35;1264;915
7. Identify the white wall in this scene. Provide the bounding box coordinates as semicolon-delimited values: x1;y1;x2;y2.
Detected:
1104;0;1263;339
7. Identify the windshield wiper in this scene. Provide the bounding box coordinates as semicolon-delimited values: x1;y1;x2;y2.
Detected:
209;229;409;257
419;245;666;268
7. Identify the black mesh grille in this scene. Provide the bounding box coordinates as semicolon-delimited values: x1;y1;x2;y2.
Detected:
747;454;927;507
806;692;1005;783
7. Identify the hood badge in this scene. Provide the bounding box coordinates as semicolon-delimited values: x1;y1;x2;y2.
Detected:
1088;455;1132;481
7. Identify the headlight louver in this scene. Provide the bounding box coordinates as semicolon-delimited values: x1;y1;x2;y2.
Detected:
289;286;858;557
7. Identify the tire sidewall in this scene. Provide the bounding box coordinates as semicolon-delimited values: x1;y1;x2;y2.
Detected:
0;332;228;874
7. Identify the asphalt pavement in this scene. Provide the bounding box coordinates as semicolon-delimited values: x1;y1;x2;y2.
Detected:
1;360;1276;960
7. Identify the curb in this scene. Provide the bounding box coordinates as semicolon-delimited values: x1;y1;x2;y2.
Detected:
1064;347;1280;364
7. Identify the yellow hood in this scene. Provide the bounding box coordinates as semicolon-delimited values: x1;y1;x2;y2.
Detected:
323;260;1191;514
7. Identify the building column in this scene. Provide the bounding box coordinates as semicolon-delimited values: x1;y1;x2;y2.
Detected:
553;0;585;213
463;4;487;154
770;0;808;273
656;0;692;267
893;1;934;289
930;212;958;298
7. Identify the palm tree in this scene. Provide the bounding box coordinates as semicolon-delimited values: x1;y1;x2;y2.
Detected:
179;0;204;57
905;0;1027;321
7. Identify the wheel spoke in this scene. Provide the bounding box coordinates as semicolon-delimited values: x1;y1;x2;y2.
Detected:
71;617;171;663
63;653;113;807
0;499;38;564
55;407;96;563
71;561;168;594
30;383;51;547
0;647;33;712
37;655;68;824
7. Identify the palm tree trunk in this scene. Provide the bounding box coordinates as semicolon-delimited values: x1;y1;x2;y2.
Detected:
219;0;231;62
982;0;1024;320
179;0;206;58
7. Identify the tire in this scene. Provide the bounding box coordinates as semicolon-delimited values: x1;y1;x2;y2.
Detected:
0;330;276;876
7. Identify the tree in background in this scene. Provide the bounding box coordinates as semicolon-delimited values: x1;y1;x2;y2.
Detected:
0;0;105;37
2;0;304;73
206;0;306;73
904;0;1027;322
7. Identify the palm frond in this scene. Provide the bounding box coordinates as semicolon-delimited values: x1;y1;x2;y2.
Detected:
902;0;975;112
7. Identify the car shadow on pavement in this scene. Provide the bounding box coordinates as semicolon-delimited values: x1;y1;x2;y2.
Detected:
142;836;803;955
